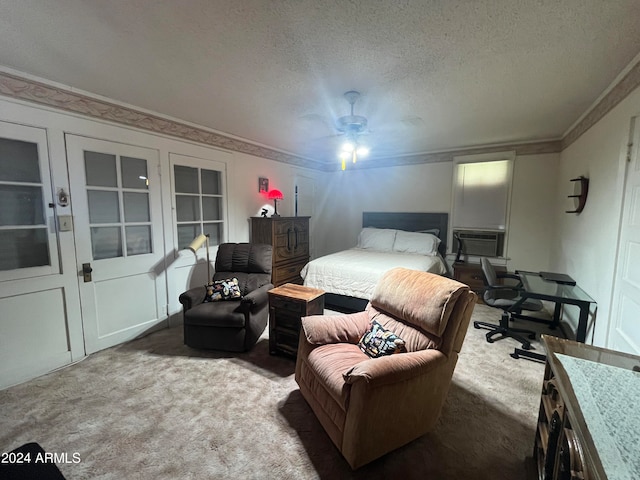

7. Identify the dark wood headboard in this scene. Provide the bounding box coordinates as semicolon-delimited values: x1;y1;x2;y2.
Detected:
362;212;449;256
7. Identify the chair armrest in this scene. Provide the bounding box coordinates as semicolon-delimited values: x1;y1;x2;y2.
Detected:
495;272;522;287
343;349;448;387
496;272;520;280
301;311;370;345
178;286;207;311
241;283;273;309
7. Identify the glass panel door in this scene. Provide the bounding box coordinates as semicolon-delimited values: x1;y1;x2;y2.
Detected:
0;123;58;280
66;135;166;355
174;165;225;249
85;151;153;260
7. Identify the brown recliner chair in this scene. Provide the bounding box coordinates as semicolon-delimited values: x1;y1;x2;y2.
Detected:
179;243;273;352
295;267;476;469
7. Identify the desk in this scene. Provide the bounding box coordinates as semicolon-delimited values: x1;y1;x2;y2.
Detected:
515;272;596;343
533;336;640;479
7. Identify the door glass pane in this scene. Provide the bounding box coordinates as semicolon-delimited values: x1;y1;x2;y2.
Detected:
91;226;123;260
125;226;152;255
88;190;120;223
178;224;199;250
123;192;150;222
202;197;221;221
201;169;221;195
0;229;49;270
0;185;45;226
0;138;41;182
85;151;117;187
176;195;200;222
204;223;222;245
121;156;149;189
174;165;198;193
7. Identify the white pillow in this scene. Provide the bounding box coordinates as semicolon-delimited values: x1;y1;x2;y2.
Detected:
357;228;397;251
393;230;441;256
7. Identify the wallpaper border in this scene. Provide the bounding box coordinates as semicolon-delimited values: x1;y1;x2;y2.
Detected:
1;64;638;171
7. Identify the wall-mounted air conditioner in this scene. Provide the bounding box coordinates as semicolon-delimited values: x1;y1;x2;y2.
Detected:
453;230;505;258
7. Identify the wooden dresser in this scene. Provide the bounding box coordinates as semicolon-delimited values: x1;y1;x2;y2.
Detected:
534;335;640;480
250;216;310;287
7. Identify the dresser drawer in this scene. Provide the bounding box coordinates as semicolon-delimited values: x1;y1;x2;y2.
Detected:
272;259;307;286
273;330;300;357
270;296;304;314
274;312;302;332
455;268;485;291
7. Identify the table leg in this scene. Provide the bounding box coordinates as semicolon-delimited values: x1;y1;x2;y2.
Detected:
550;302;562;329
576;302;589;343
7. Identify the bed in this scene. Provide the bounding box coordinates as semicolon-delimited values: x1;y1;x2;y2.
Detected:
301;212;451;312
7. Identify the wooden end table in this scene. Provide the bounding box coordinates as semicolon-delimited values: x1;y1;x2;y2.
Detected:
268;283;325;357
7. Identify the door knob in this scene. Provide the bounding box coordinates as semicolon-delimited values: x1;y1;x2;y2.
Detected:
82;263;93;282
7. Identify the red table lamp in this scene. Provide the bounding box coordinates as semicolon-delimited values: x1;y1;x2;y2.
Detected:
267;189;284;217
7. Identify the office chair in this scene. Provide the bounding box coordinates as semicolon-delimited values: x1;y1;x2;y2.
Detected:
473;257;543;350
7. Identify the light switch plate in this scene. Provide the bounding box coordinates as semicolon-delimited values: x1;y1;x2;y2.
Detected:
58;215;73;232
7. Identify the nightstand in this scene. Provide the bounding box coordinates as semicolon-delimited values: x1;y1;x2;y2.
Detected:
453;262;505;294
268;283;324;357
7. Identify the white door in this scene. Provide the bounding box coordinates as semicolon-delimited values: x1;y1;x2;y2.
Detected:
66;135;166;354
0;121;70;388
609;116;640;355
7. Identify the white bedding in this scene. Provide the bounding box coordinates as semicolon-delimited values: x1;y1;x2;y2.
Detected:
301;248;447;300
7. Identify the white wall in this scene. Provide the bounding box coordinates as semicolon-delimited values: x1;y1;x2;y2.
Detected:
0;96;322;388
507;153;559;271
313;162;453;257
313;156;558;274
553;86;640;346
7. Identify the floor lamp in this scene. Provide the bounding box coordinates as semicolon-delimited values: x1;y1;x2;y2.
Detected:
188;233;211;284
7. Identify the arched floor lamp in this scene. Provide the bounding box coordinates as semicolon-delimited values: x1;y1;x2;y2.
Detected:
188;233;211;284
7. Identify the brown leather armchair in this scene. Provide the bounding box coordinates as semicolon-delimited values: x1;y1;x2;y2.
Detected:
295;267;476;469
179;243;273;352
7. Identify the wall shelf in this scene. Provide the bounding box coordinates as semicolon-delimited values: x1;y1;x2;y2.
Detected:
566;176;589;214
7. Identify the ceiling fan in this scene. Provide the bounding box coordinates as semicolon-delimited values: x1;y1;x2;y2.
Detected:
335;90;370;170
336;90;368;136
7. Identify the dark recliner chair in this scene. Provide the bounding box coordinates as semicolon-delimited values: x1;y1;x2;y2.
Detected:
473;257;543;350
179;243;273;352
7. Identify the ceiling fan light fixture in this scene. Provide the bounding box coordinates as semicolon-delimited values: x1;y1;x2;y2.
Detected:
356;146;369;157
335;90;371;170
341;141;355;152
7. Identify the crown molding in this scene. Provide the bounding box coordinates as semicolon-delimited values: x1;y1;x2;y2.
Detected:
0;71;326;171
562;56;640;149
1;64;639;171
329;140;563;171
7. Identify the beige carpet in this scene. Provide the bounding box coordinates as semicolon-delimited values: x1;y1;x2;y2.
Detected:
0;304;548;479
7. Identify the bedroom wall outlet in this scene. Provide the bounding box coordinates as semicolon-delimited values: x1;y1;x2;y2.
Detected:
58;215;73;232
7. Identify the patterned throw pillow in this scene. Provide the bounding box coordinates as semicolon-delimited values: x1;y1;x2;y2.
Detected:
204;278;242;302
357;320;407;358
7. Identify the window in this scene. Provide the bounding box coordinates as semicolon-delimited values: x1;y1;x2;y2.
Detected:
0;122;59;280
172;156;226;250
452;153;514;231
84;151;153;260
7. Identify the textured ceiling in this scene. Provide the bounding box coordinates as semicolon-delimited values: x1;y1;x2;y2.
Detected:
1;0;640;167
